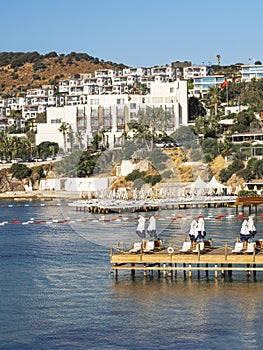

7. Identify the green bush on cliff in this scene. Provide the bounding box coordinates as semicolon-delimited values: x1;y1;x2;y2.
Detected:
10;163;32;180
125;170;146;182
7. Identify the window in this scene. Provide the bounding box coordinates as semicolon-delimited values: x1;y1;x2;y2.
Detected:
77;108;84;116
170;87;174;93
130;112;137;119
91;118;98;126
130;103;136;109
117;107;124;115
117;98;125;105
91;108;98;117
77;120;85;128
103;107;110;116
103;118;111;126
90;99;99;105
51;118;62;124
117;117;124;125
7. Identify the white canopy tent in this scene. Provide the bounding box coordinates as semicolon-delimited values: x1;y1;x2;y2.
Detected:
206;176;228;195
184;176;207;196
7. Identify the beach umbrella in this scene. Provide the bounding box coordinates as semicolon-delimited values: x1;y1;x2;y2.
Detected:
147;215;157;239
196;217;206;240
247;216;257;238
136;216;146;238
240;219;250;242
189;219;197;242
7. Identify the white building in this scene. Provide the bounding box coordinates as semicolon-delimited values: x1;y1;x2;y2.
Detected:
193;75;225;97
183;65;209;80
241;64;263;82
22;85;55;119
35;80;188;151
39;177;111;192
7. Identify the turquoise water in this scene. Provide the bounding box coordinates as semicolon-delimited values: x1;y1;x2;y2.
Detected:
0;200;263;349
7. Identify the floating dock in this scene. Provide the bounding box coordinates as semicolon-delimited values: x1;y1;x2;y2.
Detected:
110;241;263;280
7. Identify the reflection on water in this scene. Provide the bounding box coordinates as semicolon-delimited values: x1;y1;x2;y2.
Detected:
111;277;263;349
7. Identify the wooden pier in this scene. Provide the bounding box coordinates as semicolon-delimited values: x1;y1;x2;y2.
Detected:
70;196;237;214
110;241;263;280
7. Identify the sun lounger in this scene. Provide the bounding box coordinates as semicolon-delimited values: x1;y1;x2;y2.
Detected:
143;240;155;253
244;242;256;254
129;242;142;253
179;241;192;253
192;242;204;253
232;242;244;253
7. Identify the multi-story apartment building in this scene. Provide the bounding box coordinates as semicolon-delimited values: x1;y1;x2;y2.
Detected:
22;85;55;119
35;80;188;151
193;75;225;97
57;65;178;100
183;65;209;80
241;64;263;82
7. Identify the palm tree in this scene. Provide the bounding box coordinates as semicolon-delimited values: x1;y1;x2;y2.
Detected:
75;131;84;150
0;137;12;160
216;54;221;65
58;122;68;154
67;126;74;152
206;85;222;116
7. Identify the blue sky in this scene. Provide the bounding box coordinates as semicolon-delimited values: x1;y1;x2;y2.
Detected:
1;0;262;67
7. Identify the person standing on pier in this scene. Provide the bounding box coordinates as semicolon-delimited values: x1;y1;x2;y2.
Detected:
136;215;146;238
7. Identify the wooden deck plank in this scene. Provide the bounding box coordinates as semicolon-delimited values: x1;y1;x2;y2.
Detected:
111;247;263;266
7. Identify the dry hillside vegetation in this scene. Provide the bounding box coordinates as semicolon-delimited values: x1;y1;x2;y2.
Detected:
0;52;125;95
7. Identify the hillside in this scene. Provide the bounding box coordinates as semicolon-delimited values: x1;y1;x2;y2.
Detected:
0;51;127;96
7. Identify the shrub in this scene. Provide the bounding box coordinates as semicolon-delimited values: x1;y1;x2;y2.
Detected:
12;73;19;79
10;163;32;180
33;165;45;178
33;61;46;71
132;178;145;190
144;174;161;186
162;170;174;179
238;190;258;198
125;170;146;182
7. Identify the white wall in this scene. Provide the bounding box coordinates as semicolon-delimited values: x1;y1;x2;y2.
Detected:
40;177;111;192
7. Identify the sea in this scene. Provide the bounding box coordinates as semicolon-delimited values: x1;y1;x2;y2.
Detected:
1;199;263;350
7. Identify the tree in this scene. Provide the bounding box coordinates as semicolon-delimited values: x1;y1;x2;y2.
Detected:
10;163;32;180
37;141;59;159
77;151;100;177
170;125;197;145
188;96;206;121
136;106;172;150
58;122;69;154
35;112;47;123
206;85;222;116
67;126;74;152
216;54;221;65
0;137;12;159
75;131;84;150
230;111;260;133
